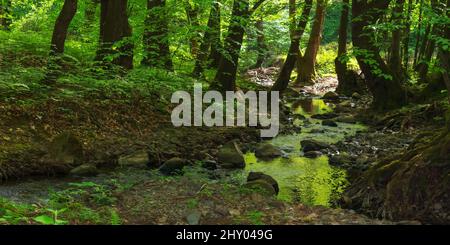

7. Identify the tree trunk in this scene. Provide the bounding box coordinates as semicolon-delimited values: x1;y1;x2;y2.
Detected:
253;18;267;68
271;0;312;92
50;0;78;55
335;0;352;94
96;0;133;70
142;0;173;71
213;0;250;92
389;0;405;82
193;1;221;77
296;0;327;85
0;0;12;30
352;0;407;110
185;2;201;56
43;0;78;84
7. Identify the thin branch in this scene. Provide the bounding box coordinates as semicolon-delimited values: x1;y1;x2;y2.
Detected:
250;0;267;15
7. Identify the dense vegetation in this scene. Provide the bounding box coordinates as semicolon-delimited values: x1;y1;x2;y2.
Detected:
0;0;449;225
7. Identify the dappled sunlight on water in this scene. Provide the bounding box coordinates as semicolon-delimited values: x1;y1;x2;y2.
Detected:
245;98;365;206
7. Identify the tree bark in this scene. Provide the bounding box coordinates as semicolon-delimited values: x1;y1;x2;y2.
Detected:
142;0;173;71
335;0;360;95
271;0;312;92
296;0;327;85
50;0;78;55
96;0;133;70
43;0;78;84
352;0;407;110
213;0;251;92
193;1;221;77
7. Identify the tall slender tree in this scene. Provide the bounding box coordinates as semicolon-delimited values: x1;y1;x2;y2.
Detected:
142;0;173;71
213;0;266;92
96;0;133;70
296;0;327;85
335;0;361;95
50;0;78;55
193;0;222;77
43;0;78;84
271;0;312;92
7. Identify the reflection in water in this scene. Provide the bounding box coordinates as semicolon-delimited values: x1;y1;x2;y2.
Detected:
245;98;362;207
290;98;333;117
245;153;348;205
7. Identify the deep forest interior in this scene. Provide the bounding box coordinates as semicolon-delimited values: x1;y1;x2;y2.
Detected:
0;0;449;225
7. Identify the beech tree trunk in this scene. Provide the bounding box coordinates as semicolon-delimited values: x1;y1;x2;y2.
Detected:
96;0;133;70
352;0;407;110
213;0;250;92
50;0;78;55
296;0;326;85
335;0;361;95
193;1;221;77
271;0;312;92
142;0;173;71
43;0;78;84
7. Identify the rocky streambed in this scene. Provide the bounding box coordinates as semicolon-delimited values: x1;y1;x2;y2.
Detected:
0;90;424;225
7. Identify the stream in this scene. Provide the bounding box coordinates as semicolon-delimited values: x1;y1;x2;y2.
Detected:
245;97;366;206
0;97;365;209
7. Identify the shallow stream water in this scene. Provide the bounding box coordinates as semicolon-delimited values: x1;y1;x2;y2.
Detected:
0;98;365;208
245;98;366;206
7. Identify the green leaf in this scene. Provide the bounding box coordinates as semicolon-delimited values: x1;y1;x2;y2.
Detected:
33;215;55;225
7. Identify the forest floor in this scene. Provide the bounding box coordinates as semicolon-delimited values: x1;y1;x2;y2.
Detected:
0;62;447;224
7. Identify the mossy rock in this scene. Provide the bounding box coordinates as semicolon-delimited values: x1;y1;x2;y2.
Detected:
217;141;245;169
243;180;277;196
247;172;279;195
39;132;84;173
